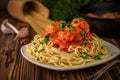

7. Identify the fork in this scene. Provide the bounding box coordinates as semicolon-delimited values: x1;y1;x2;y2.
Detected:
86;60;120;80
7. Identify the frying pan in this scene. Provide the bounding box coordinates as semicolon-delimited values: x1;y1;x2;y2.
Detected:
78;1;120;38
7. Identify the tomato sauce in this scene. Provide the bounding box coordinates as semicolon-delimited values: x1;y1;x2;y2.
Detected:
44;18;92;51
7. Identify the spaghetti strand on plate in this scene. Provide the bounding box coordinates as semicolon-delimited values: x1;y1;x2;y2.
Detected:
27;17;111;67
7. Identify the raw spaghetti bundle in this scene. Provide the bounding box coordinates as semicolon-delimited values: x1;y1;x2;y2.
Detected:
8;0;51;35
25;10;52;35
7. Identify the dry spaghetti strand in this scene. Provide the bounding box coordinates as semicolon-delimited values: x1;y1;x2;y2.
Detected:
24;10;52;35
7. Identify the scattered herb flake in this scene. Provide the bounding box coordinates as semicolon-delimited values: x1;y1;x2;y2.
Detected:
34;50;37;53
67;22;75;31
76;17;84;22
89;37;94;44
94;56;101;60
60;22;66;31
89;37;94;42
80;30;85;36
78;51;89;58
37;58;40;61
98;51;104;56
52;43;58;48
33;42;36;45
82;41;87;46
40;34;50;44
38;48;45;53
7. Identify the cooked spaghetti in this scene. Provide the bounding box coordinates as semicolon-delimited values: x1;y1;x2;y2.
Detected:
27;17;111;67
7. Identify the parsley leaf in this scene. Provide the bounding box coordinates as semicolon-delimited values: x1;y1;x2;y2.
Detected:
81;41;87;46
78;51;89;58
33;42;37;45
67;22;75;31
98;51;104;56
80;30;85;36
40;34;50;44
94;56;101;60
37;58;40;61
94;51;103;60
38;48;44;53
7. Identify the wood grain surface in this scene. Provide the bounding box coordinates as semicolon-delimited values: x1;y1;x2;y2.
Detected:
0;11;120;80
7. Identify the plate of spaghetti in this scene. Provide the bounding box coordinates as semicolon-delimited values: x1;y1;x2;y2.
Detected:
21;17;120;71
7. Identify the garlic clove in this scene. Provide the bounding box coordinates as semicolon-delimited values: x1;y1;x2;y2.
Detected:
14;27;29;40
1;19;29;40
1;19;15;34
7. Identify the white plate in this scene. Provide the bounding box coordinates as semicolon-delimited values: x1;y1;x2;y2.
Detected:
20;40;120;71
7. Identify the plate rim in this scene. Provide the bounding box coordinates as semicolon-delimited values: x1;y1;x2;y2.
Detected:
20;39;120;71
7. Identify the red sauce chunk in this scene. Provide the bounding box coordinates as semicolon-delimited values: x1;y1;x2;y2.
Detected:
43;17;92;51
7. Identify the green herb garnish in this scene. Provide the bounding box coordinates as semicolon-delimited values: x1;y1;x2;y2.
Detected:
52;43;58;48
38;48;45;53
93;51;103;60
33;42;37;45
94;56;101;60
89;37;94;41
98;51;104;56
81;41;87;46
60;22;66;31
34;50;37;53
80;30;85;36
78;51;89;58
89;37;94;44
76;17;84;22
67;22;75;31
40;34;50;44
37;58;40;61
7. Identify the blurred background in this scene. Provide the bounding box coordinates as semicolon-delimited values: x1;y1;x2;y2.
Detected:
39;0;119;21
0;0;118;21
0;0;119;37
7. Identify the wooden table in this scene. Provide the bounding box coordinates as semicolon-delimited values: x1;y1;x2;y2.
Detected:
0;11;120;80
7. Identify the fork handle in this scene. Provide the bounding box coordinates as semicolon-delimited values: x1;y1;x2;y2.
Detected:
86;60;120;80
